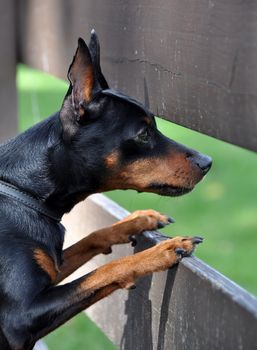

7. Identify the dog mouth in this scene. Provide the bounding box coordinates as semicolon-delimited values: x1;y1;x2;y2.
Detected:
148;183;193;197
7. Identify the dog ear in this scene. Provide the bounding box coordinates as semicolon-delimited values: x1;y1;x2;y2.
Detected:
89;30;109;89
68;38;99;107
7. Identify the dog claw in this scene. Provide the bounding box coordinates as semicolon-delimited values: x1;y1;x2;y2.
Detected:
175;248;186;256
192;236;204;244
157;221;166;229
129;236;137;247
157;216;175;229
128;284;136;290
167;216;175;223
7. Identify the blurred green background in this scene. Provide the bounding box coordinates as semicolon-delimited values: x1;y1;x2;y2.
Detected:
17;64;257;349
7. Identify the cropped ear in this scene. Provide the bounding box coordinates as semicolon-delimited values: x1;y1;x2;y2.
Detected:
89;29;109;89
68;38;99;108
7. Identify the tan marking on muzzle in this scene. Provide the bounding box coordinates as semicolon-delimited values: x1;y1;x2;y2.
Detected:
103;152;202;192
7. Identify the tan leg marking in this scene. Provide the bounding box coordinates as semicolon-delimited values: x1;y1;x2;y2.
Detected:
56;210;172;283
78;236;198;292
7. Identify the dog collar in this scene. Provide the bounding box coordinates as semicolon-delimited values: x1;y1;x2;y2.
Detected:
0;180;62;222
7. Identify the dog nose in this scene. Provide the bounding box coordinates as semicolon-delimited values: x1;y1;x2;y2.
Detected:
189;153;212;175
196;154;212;174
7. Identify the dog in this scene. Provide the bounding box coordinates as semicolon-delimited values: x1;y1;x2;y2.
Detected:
0;30;212;349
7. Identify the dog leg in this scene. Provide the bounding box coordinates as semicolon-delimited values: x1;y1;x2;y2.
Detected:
18;236;201;347
57;210;173;283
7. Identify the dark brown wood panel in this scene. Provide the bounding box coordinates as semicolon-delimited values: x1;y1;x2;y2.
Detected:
17;0;257;151
0;0;17;141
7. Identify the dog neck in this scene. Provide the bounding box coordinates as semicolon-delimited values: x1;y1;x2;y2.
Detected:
0;180;62;221
0;113;97;218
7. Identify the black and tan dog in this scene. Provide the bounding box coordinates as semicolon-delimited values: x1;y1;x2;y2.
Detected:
0;31;212;349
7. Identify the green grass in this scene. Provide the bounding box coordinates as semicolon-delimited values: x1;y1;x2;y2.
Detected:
44;313;115;350
17;64;257;348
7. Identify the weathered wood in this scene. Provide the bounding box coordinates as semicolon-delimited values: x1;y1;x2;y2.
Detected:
62;194;257;350
0;0;17;141
17;0;257;152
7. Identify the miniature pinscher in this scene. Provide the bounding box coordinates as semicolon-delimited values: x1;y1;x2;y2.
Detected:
0;31;212;349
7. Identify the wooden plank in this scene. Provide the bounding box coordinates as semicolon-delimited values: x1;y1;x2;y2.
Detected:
0;0;17;141
17;0;257;152
62;194;257;350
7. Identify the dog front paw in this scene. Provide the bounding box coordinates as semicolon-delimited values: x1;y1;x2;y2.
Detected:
144;235;204;272
123;209;174;231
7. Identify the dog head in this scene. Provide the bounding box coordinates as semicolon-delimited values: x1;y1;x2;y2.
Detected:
59;31;212;199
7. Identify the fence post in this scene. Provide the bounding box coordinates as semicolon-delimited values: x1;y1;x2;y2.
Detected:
0;0;17;141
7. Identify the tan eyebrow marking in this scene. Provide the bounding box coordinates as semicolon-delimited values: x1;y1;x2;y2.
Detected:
104;151;119;168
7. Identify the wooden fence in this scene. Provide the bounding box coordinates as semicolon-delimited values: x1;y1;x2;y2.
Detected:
1;0;257;349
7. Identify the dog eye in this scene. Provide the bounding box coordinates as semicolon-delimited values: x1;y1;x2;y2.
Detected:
136;129;150;143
